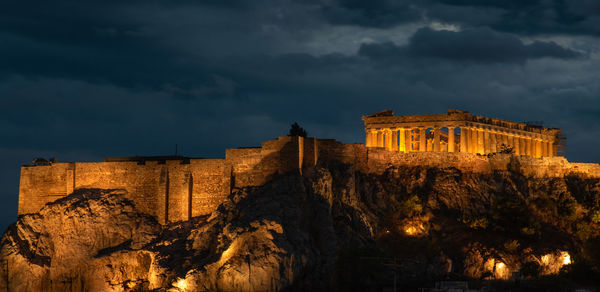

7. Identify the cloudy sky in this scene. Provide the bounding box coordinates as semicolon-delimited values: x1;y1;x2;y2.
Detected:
2;0;600;231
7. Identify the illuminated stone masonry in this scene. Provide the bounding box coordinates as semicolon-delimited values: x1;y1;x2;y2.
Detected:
20;111;595;226
362;109;563;158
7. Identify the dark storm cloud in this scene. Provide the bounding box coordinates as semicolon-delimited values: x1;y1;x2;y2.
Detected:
428;0;600;36
0;0;326;92
359;27;582;64
319;0;423;28
437;0;541;9
309;0;600;36
0;1;221;91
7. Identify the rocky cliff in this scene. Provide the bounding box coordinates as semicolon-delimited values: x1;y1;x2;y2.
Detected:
2;160;600;291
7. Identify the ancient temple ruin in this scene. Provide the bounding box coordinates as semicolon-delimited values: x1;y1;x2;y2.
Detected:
362;110;563;158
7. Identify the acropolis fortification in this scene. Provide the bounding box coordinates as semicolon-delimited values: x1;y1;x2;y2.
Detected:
18;110;600;224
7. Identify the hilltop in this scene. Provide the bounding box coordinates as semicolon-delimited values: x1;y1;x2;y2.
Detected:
2;146;600;291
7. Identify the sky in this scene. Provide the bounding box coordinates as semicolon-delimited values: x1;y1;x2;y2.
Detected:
2;0;600;232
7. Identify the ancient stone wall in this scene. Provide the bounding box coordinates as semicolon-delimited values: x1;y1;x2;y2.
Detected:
19;159;231;224
18;136;600;224
18;163;72;215
365;148;600;178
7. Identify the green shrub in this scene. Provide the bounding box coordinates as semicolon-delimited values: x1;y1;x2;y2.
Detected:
558;198;578;221
521;220;542;237
503;239;520;252
399;195;423;217
591;209;600;224
576;222;592;241
461;215;489;230
490;193;529;232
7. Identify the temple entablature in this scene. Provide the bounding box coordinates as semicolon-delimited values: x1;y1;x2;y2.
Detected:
362;110;563;158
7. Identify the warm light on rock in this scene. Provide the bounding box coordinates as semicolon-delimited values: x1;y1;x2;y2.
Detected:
538;250;573;275
541;254;550;265
174;278;187;291
404;226;418;235
562;251;571;265
403;222;426;236
494;261;509;279
219;241;238;265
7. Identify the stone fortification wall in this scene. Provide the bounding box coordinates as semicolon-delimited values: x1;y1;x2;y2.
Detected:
365;148;600;178
18;136;600;224
225;136;303;188
224;136;367;188
314;139;368;169
19;163;73;216
19;159;231;224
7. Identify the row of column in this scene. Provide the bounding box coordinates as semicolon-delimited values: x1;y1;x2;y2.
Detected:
460;127;556;158
365;126;556;158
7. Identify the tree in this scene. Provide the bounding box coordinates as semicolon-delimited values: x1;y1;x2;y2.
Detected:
498;143;514;154
288;122;307;137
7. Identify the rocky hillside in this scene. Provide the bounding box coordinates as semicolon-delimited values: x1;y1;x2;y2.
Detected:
2;159;600;291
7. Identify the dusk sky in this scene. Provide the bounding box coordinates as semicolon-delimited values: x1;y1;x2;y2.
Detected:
2;0;600;231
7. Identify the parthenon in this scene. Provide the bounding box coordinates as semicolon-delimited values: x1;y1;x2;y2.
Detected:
362;110;563;158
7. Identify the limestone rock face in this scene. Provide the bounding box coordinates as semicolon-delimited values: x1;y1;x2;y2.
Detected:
0;189;161;291
2;163;600;291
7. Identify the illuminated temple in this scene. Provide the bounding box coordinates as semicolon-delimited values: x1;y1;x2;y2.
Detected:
362;110;563;158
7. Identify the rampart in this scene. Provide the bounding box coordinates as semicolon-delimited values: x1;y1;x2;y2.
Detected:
18;136;600;224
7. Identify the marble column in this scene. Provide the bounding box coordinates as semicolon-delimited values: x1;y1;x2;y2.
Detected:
501;133;508;149
377;131;383;147
483;130;491;154
513;134;520;155
535;139;542;158
540;140;548;157
519;137;526;155
399;129;406;153
365;130;372;147
528;137;535;157
547;142;554;157
419;128;426;152
407;129;413;152
448;127;455;152
392;130;399;151
477;128;485;154
433;127;441;152
369;131;376;147
471;128;478;154
460;127;467;153
490;131;497;153
464;128;472;153
371;130;377;147
383;130;390;150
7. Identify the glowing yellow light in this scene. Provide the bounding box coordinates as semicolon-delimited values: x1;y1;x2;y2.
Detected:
494;261;509;279
404;226;417;235
222;246;233;258
218;241;238;265
403;221;425;236
541;254;550;265
562;252;571;265
174;278;187;291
